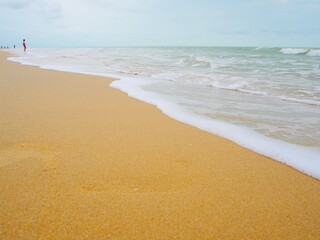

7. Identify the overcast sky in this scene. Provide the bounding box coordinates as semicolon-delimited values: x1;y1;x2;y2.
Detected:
0;0;319;48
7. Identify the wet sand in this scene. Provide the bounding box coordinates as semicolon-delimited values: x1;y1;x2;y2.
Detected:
0;51;319;239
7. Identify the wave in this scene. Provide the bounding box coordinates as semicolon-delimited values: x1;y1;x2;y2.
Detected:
110;78;320;180
211;80;249;91
8;48;320;180
210;81;320;106
307;49;320;57
175;57;211;68
280;48;309;55
279;96;320;106
254;47;276;50
280;48;320;57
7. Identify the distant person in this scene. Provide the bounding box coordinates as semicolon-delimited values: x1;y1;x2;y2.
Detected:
23;39;26;52
14;45;15;49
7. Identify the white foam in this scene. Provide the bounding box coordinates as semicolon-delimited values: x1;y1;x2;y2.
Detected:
174;57;211;68
279;96;320;106
307;49;320;57
211;80;249;91
110;78;320;180
8;55;122;80
211;80;270;97
280;48;309;55
211;79;320;106
7;48;320;180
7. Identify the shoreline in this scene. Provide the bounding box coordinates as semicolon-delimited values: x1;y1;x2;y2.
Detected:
8;49;320;180
1;50;319;239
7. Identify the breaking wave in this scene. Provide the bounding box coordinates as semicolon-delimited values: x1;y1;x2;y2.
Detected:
175;57;211;68
307;49;320;57
280;48;309;55
280;48;320;57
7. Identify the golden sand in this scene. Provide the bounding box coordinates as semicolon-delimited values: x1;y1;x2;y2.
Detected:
0;51;319;239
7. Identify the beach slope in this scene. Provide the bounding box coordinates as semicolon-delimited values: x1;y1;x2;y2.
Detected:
0;51;319;239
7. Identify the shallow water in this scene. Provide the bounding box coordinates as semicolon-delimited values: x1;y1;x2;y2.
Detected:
9;47;320;179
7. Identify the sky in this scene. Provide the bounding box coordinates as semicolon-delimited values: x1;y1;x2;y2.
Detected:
0;0;320;48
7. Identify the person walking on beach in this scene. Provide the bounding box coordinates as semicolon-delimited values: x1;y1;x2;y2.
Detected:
23;39;26;52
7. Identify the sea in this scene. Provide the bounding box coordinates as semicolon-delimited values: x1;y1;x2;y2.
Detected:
8;47;320;179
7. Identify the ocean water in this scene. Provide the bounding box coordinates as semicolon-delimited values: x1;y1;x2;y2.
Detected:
8;47;320;179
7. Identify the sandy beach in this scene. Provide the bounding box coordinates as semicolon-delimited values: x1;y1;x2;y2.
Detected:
0;51;319;239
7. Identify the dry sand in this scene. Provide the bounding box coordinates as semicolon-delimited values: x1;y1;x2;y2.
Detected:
0;51;319;239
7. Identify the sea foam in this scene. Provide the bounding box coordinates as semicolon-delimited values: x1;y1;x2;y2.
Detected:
307;49;320;57
110;78;320;180
280;48;309;55
7;47;320;180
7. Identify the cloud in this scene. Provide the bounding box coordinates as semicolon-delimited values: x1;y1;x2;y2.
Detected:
0;0;62;19
0;0;33;9
43;2;62;20
89;0;151;11
259;28;320;36
305;1;320;11
255;0;320;6
272;0;291;3
254;0;293;5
